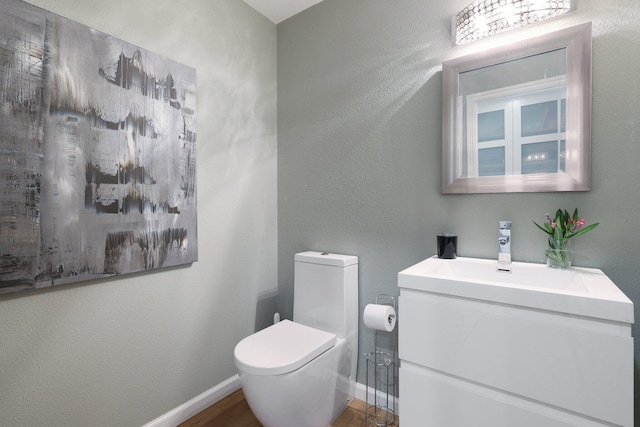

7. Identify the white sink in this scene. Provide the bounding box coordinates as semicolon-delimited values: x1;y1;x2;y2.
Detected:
398;256;633;323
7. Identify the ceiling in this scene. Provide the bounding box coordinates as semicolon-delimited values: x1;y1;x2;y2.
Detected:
242;0;325;24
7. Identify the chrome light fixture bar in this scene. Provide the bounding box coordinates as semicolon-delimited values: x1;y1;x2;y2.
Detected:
454;0;575;45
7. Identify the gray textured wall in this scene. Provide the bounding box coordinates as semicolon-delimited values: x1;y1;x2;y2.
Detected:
0;1;277;425
277;0;640;402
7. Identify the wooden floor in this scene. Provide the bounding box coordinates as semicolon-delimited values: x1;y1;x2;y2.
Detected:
178;389;398;427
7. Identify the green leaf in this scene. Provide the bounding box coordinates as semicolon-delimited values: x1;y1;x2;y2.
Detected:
555;209;563;221
553;211;563;234
567;222;599;238
554;223;563;239
533;220;553;235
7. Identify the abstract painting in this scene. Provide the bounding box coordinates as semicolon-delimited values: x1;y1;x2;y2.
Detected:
0;0;197;294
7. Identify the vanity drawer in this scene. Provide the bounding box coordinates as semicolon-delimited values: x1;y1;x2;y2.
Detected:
398;289;633;426
399;362;609;427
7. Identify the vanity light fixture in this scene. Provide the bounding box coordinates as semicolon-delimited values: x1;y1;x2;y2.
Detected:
454;0;575;45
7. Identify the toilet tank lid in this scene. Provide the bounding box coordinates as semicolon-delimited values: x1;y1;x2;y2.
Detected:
295;251;358;267
234;320;336;376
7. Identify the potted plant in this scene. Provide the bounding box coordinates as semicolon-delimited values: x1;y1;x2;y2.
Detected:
533;208;599;268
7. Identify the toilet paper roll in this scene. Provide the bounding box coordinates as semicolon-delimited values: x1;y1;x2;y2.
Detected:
363;304;396;332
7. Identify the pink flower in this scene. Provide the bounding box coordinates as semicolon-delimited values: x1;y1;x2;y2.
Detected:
534;209;599;241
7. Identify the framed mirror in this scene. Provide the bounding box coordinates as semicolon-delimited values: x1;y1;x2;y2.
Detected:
442;23;592;194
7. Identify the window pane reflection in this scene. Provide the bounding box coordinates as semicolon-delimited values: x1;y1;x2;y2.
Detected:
521;141;559;174
478;110;505;142
479;147;505;176
521;101;558;137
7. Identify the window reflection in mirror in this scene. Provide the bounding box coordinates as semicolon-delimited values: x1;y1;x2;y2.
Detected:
442;23;592;194
461;49;567;178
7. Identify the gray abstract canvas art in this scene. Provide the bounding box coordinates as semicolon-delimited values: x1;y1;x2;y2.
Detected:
0;0;197;294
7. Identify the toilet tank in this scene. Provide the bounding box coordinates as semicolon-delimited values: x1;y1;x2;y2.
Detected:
293;251;358;340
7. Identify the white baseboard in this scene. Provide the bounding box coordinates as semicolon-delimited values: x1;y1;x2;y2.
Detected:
142;376;398;427
355;380;370;402
355;381;400;416
142;375;241;427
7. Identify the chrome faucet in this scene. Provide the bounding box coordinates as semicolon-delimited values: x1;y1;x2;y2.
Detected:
498;221;512;264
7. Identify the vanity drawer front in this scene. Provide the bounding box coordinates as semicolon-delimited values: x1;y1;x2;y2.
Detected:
399;362;609;427
399;289;633;426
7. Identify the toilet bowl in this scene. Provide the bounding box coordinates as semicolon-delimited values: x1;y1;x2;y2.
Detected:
233;251;358;427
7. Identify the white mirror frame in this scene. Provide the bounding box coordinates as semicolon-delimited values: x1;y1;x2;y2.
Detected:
442;22;592;194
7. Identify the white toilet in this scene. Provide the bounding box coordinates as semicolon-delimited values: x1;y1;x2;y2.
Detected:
234;251;358;427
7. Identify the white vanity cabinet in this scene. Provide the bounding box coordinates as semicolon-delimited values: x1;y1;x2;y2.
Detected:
398;256;634;427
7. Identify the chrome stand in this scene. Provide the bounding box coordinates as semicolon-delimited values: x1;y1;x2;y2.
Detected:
364;295;398;426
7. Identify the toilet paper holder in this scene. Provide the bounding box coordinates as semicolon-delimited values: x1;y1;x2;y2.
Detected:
364;294;398;427
386;311;396;324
